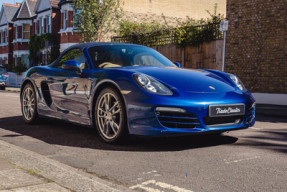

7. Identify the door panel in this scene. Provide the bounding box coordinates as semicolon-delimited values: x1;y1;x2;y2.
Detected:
48;49;92;120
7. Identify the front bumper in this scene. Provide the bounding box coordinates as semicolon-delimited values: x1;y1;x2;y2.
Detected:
125;90;255;136
0;81;6;87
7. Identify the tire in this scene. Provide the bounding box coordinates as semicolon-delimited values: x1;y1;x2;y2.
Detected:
21;83;39;124
95;88;128;144
0;86;4;90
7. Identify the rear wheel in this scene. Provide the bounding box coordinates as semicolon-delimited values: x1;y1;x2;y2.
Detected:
95;88;128;144
21;83;39;124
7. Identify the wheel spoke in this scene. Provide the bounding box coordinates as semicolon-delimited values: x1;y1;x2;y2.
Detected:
109;121;117;134
30;107;34;115
109;102;119;112
112;108;120;115
98;115;106;118
105;120;110;136
99;107;106;114
111;119;119;129
104;94;110;111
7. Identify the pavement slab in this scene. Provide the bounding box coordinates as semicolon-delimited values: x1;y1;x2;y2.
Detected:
0;159;15;170
0;169;45;190
0;140;132;192
0;183;71;192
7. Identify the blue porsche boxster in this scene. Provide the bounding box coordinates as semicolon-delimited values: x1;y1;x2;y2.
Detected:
20;43;255;143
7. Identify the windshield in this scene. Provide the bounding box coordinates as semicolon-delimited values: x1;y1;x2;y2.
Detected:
88;45;176;68
0;68;6;75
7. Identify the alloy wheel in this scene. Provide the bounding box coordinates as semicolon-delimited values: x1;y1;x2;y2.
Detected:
22;87;35;121
97;92;121;140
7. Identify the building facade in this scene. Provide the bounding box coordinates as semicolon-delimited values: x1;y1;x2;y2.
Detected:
0;3;20;65
1;0;227;65
12;0;37;67
225;0;286;95
33;0;61;65
58;0;80;53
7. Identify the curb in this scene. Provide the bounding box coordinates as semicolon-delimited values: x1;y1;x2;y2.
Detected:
0;140;133;192
256;104;287;119
5;89;20;93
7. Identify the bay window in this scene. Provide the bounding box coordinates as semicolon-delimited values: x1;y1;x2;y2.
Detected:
5;29;8;43
46;16;51;33
40;18;44;34
1;31;3;44
15;25;18;39
63;10;68;30
22;24;30;39
35;22;37;34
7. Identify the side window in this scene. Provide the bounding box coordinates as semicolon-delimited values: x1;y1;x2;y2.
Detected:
58;49;88;69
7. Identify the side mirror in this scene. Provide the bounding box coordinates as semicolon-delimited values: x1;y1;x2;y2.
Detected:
174;62;181;68
62;60;82;74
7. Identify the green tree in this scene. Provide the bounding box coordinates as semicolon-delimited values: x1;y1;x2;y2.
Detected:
72;0;123;42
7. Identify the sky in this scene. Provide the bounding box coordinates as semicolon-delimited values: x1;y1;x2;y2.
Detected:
0;0;23;10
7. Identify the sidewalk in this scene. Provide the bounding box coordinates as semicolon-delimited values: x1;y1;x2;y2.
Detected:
0;140;132;192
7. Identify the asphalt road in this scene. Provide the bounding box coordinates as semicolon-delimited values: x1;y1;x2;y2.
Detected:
0;90;286;192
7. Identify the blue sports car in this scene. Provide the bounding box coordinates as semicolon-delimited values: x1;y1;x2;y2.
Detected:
20;43;255;143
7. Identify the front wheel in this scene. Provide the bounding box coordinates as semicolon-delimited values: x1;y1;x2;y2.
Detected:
21;83;39;124
95;88;128;144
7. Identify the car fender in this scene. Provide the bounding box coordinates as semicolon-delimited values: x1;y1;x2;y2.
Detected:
89;79;130;128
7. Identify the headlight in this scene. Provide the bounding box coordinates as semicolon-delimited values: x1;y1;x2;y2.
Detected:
133;73;173;95
227;73;246;92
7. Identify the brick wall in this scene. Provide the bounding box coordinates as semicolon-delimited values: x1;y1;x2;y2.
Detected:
225;0;287;94
60;33;80;44
123;0;226;21
52;9;61;45
13;42;29;51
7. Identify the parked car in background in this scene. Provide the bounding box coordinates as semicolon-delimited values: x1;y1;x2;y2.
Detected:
20;43;256;144
0;65;8;90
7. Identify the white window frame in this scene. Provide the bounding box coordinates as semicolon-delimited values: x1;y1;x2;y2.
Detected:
40;18;44;34
5;29;8;43
63;10;68;30
15;25;18;39
46;16;51;33
22;23;30;40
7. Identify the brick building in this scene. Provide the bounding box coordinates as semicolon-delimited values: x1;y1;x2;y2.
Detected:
33;0;61;65
58;0;80;53
0;3;20;65
12;0;37;67
225;0;286;97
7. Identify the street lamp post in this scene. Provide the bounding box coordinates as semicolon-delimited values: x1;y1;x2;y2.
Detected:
220;19;229;72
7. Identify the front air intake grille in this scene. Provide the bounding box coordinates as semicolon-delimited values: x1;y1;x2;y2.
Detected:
203;115;244;126
156;111;199;129
246;105;255;124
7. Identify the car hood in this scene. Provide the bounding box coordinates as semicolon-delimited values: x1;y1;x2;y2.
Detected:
0;74;7;81
122;66;236;93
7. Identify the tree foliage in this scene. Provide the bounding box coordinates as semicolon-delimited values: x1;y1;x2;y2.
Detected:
28;33;59;66
72;0;123;42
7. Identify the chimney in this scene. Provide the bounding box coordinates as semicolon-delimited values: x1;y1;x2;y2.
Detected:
16;2;21;6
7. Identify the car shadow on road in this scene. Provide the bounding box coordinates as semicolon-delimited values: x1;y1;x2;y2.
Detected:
0;116;239;152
